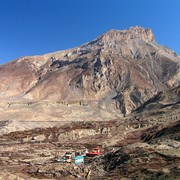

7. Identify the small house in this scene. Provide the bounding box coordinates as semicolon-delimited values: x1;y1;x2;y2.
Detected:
74;155;84;165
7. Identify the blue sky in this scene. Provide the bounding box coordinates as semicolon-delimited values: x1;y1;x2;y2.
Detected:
0;0;180;64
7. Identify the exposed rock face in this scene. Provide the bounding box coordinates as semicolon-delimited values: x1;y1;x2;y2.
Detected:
0;26;179;116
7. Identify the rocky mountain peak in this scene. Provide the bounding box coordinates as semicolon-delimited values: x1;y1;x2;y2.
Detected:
100;26;155;44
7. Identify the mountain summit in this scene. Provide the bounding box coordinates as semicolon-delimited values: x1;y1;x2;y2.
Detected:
0;26;179;116
100;26;155;43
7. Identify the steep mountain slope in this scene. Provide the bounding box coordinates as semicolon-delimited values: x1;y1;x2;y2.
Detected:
0;26;179;116
134;85;180;113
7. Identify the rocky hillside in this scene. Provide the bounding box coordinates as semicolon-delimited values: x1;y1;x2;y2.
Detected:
0;26;180;116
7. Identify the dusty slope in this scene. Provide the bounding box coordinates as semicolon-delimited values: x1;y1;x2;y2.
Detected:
0;102;179;179
0;101;117;135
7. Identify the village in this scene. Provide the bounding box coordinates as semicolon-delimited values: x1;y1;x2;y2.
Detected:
55;147;103;165
23;144;106;179
0;136;116;179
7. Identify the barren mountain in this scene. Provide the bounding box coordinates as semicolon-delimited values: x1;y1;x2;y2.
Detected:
0;26;179;117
